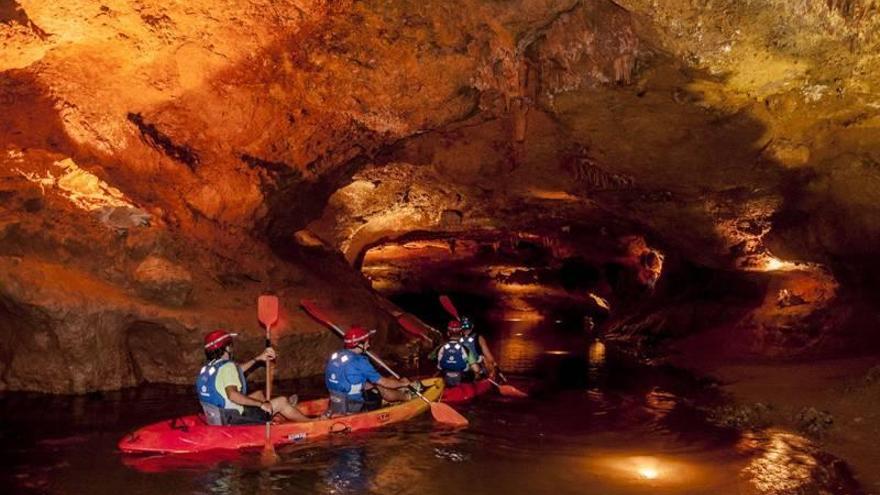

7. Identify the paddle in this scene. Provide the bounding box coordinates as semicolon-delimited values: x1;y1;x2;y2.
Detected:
300;299;469;427
438;294;460;321
257;294;280;464
396;312;441;343
437;294;528;398
486;377;528;398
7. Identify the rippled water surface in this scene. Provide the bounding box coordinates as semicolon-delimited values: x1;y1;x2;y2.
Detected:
0;316;861;494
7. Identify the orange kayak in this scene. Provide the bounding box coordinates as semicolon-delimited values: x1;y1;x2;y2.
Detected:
119;378;444;454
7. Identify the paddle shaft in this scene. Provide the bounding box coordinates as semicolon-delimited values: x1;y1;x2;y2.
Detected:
264;324;273;400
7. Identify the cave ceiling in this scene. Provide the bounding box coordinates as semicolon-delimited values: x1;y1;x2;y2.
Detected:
1;0;880;391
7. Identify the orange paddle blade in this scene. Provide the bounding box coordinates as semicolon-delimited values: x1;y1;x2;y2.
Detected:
498;384;528;398
429;402;469;427
258;295;279;327
260;443;278;466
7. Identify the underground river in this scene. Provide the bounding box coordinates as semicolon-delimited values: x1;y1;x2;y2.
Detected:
0;303;862;495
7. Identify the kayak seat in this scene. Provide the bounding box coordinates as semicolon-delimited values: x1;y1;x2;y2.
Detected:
200;402;225;426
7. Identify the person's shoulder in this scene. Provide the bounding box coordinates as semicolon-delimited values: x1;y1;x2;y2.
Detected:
216;360;238;373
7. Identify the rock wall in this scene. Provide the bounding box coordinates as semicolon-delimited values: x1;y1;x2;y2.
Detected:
3;0;880;391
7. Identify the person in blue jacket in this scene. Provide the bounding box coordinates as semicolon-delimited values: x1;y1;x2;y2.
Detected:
436;320;477;387
325;326;412;416
195;329;311;425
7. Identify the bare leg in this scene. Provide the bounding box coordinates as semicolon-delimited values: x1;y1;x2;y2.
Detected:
269;396;312;422
375;384;408;403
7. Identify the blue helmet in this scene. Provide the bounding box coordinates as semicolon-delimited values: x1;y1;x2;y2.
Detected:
460;316;473;331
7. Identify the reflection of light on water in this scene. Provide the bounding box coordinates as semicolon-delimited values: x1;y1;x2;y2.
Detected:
497;321;542;373
644;388;677;421
639;467;659;480
588;341;606;366
741;431;818;494
590;455;701;486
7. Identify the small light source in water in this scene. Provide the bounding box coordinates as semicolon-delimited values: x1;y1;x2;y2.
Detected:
639;467;659;480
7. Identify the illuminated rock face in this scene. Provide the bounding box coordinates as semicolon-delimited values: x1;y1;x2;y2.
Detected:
1;0;880;391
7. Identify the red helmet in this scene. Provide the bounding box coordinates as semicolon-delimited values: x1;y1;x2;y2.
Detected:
447;320;463;335
344;325;376;348
204;329;238;351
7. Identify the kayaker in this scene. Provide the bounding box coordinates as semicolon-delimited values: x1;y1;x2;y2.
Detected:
459;316;497;380
196;329;312;425
436;320;478;387
325;325;412;416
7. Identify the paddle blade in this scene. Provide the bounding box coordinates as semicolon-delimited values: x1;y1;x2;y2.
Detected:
397;313;435;343
258;295;280;327
260;421;278;466
439;295;460;321
498;384;528;398
300;299;345;337
429;402;469;427
260;443;278;466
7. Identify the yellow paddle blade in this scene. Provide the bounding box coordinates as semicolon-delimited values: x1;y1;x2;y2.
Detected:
429;402;469;427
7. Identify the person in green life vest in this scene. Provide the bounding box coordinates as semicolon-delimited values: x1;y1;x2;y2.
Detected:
195;329;312;425
459;316;497;380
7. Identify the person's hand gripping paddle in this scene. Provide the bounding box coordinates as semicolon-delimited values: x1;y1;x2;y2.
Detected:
258;294;280;465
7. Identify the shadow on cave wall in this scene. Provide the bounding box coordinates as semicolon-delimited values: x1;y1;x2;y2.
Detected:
0;71;76;156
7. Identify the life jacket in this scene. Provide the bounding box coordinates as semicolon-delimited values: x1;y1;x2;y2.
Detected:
195;359;246;409
325;349;366;398
437;340;469;372
460;333;484;363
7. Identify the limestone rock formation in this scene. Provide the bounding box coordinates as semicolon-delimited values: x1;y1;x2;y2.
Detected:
133;256;193;307
2;0;880;392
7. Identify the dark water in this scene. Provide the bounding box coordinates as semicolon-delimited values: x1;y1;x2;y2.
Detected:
0;314;861;494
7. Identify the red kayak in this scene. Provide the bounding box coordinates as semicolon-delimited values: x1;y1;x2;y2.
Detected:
441;379;494;404
119;378;443;455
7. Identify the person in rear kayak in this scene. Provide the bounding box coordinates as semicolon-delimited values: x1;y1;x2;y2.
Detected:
325;325;412;416
459;316;498;380
195;329;312;425
436;320;479;387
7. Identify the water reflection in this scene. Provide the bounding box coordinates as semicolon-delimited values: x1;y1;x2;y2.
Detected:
589;454;708;488
737;430;860;495
322;446;370;494
587;340;606;386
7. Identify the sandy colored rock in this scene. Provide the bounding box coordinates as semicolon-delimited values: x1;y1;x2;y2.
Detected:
132;256;193;307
